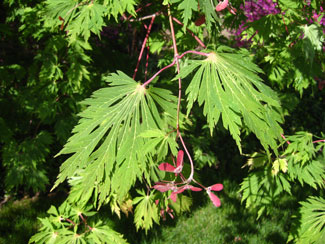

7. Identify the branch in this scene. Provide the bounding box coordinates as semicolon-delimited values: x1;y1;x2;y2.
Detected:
168;4;195;183
172;17;206;48
178;133;194;182
281;134;291;145
313;139;325;144
133;14;156;80
141;50;209;87
129;13;160;22
168;5;182;132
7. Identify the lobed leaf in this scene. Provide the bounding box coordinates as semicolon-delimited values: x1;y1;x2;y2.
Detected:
178;50;283;153
53;71;178;206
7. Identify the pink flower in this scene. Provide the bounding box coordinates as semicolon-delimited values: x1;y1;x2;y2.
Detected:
216;0;228;12
158;150;184;174
206;184;223;207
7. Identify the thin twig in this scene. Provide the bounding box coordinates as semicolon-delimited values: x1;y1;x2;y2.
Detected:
172;17;206;48
130;13;160;22
168;5;182;132
133;14;156;80
141;50;209;87
125;3;153;21
178;133;194;182
313;139;325;144
144;44;150;81
168;4;195;183
280;134;291;145
276;0;289;33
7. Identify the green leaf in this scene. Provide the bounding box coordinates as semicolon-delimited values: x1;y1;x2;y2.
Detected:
53;71;178;206
295;196;325;244
287;158;325;189
285;131;316;165
179;50;283;153
198;0;217;29
174;0;197;29
88;221;128;244
133;190;159;232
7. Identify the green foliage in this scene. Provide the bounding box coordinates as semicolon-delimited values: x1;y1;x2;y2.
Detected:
173;0;197;29
243;1;325;95
240;131;325;221
45;0;136;42
1;0;324;243
29;202;127;244
2;131;52;193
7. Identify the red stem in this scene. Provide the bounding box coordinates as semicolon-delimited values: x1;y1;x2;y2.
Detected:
178;133;194;182
281;134;325;144
144;43;150;81
281;134;291;145
133;14;156;80
172;17;206;49
313;139;325;144
65;218;76;226
168;4;194;183
141;50;208;87
276;0;289;33
168;5;182;132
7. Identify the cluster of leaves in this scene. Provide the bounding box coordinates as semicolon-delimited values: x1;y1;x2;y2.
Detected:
240;131;325;242
28;202;127;244
234;0;324;95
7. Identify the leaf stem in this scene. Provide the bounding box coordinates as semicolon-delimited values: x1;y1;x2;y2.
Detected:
133;14;156;80
280;134;291;145
167;4;195;184
313;139;325;144
141;50;208;87
172;17;206;48
178;133;194;182
167;4;181;132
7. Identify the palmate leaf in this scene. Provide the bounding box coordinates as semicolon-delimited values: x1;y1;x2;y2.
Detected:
53;71;178;205
45;0;136;42
287;157;325;189
173;0;197;29
177;49;283;153
133;190;159;232
198;0;217;29
88;221;128;244
295;196;325;244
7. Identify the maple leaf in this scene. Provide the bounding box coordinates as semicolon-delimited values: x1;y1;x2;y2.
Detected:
176;49;283;154
174;0;198;29
53;71;179;205
133;190;159;232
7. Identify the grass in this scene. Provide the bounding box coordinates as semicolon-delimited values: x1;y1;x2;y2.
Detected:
0;178;296;244
120;179;295;244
